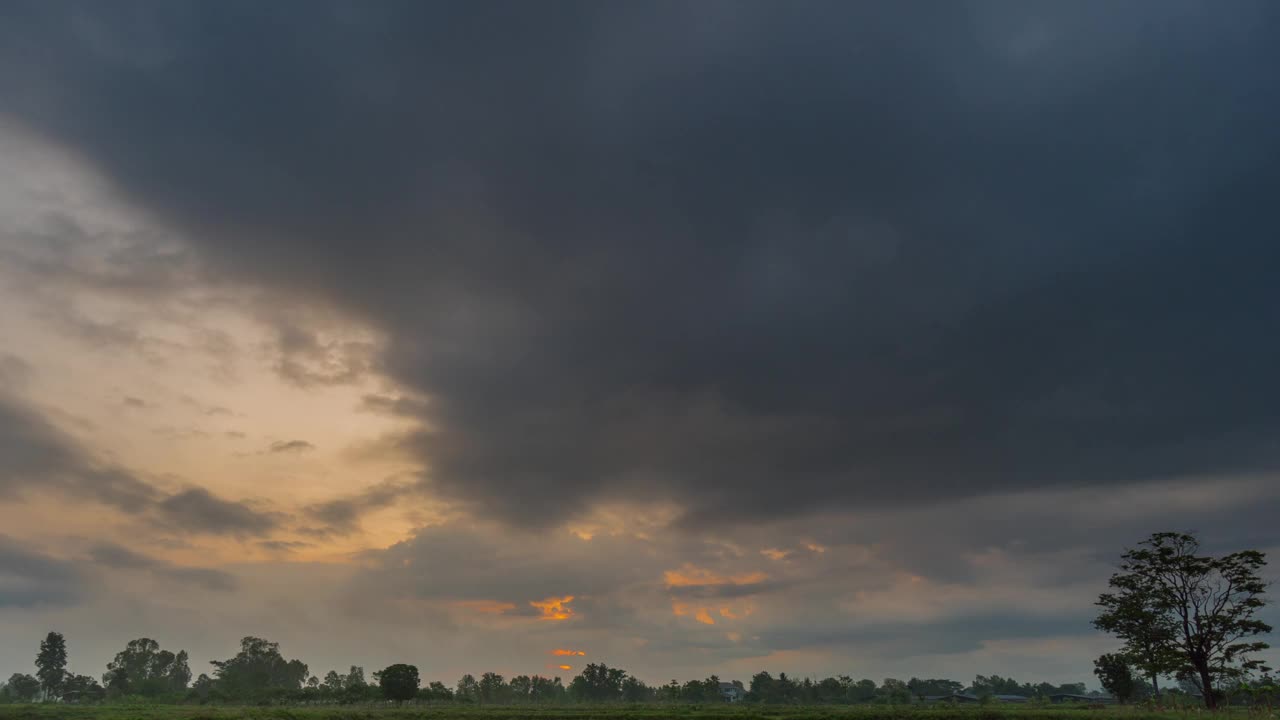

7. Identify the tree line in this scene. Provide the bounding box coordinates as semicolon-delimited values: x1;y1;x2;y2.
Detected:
0;633;1094;707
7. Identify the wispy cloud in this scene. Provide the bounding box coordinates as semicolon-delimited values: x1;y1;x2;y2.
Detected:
268;439;315;453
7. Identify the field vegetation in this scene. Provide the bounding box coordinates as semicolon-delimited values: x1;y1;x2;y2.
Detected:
0;703;1269;720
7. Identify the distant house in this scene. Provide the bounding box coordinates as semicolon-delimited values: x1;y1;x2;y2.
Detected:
719;682;747;702
1050;694;1113;704
924;694;980;703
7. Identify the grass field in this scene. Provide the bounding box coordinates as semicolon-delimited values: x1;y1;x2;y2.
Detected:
0;705;1250;720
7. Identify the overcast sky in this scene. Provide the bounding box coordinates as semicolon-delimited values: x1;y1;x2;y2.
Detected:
1;0;1278;688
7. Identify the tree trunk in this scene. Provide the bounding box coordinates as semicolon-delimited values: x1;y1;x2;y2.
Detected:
1196;662;1216;709
1151;673;1159;697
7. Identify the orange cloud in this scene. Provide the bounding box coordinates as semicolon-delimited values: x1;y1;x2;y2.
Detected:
552;649;586;656
663;563;768;588
558;664;572;671
453;599;516;615
530;595;575;620
675;601;752;624
761;548;791;561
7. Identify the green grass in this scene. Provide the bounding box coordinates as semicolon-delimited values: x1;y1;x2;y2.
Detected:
0;705;1256;720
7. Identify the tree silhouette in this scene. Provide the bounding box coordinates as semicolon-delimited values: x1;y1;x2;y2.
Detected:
1094;653;1137;703
374;664;419;704
35;632;68;700
1096;532;1271;708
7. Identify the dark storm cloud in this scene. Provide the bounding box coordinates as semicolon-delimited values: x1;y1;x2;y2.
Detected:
4;1;1280;526
88;541;238;591
804;475;1280;585
0;535;84;607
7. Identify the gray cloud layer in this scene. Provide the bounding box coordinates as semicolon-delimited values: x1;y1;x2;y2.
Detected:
156;488;280;537
0;392;279;536
0;393;159;511
88;542;238;592
0;535;83;608
2;1;1280;532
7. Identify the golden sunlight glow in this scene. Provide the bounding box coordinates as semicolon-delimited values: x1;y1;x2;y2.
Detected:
530;595;576;620
0;124;436;567
558;665;572;671
552;649;586;656
694;608;715;625
761;548;791;560
663;563;768;588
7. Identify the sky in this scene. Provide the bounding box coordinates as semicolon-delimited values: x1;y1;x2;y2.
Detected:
1;0;1279;689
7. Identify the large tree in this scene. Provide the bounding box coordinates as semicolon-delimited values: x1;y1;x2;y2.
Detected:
1096;532;1272;708
568;663;627;702
209;636;309;701
373;664;419;704
35;632;68;701
103;638;190;697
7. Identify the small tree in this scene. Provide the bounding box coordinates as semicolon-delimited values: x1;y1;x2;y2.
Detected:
1095;579;1181;695
322;670;344;693
1094;653;1137;703
62;675;104;704
455;673;479;703
35;632;68;701
422;680;454;702
4;674;40;702
344;666;366;690
374;664;419;704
